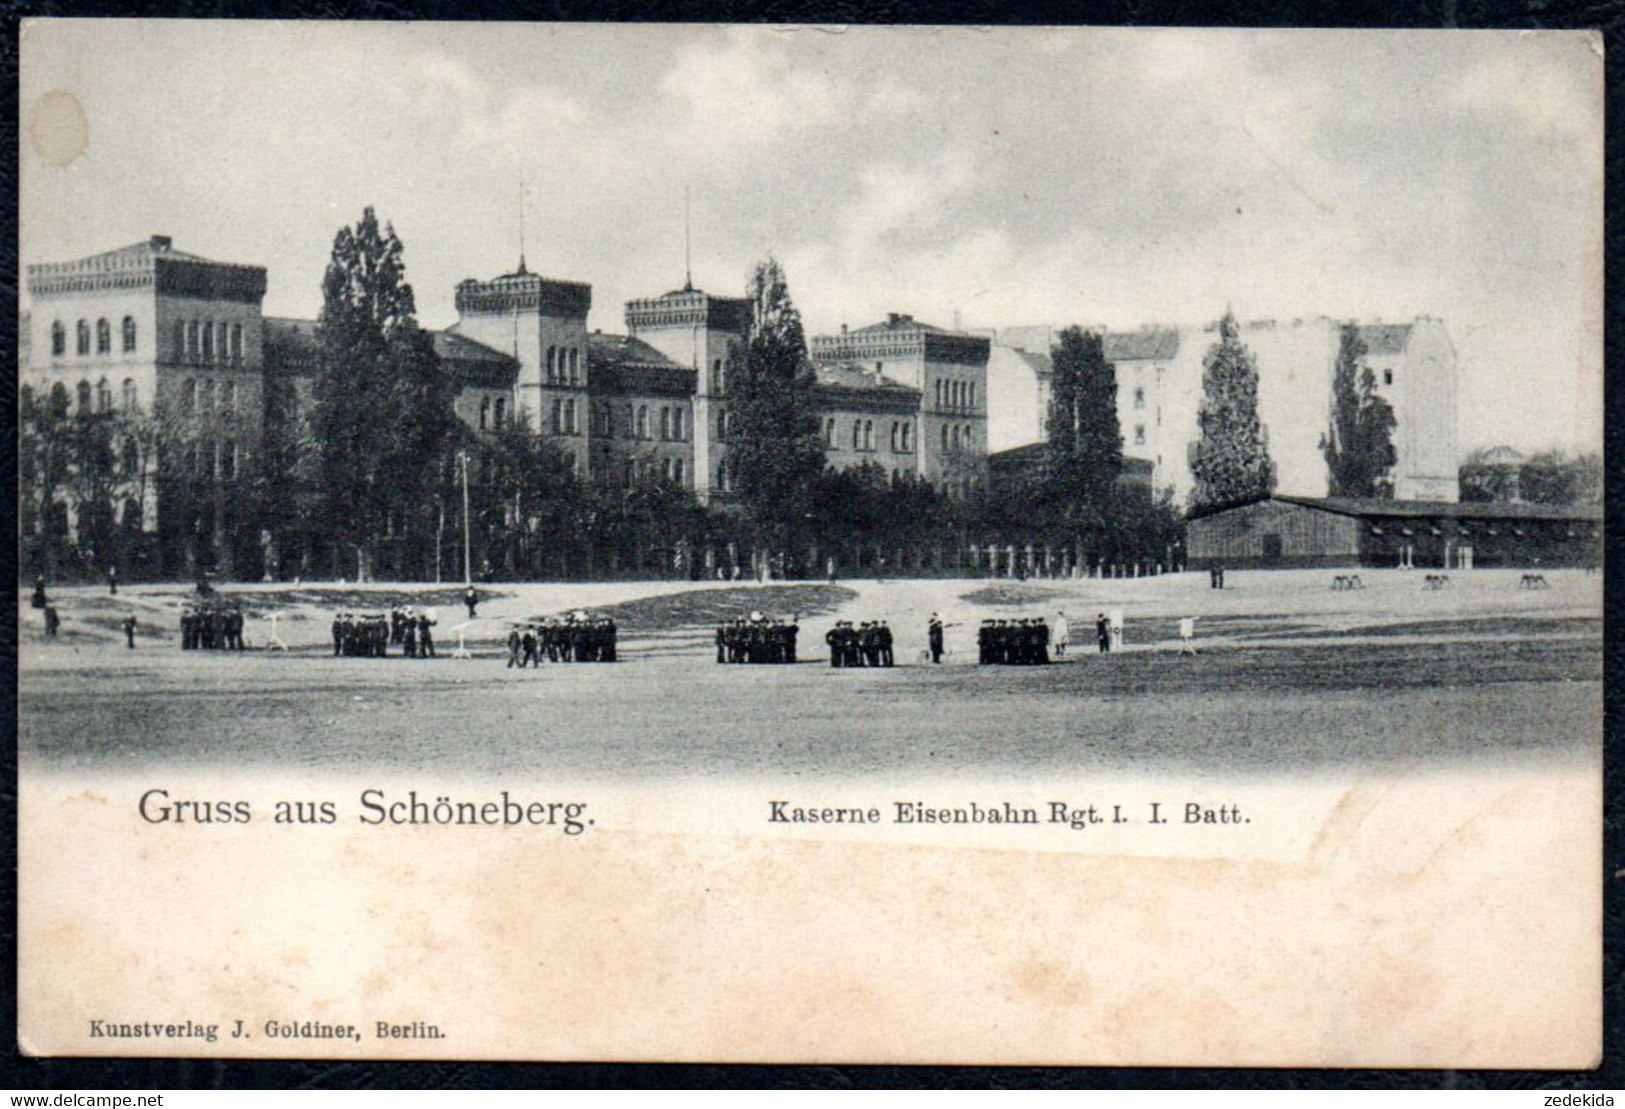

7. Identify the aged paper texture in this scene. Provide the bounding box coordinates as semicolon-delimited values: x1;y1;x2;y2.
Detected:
16;21;1603;1066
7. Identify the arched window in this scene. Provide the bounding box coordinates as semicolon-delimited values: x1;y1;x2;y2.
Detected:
716;460;729;492
96;319;111;355
182;378;197;411
864;420;874;451
902;423;913;451
495;397;506;426
172;320;185;360
1134;424;1146;445
891;422;900;452
852;420;862;449
1133;386;1145;409
712;358;724;393
564;399;576;434
479;398;490;430
659;408;671;440
941;424;950;451
217;323;230;363
545;347;556;381
76;380;92;412
77;320;91;355
636;407;648;439
222;441;237;481
187;321;200;360
122;316;137;353
823;417;834;446
231;324;243;363
202;322;214;361
96;378;112;412
550;399;561;434
674;459;685;486
122;379;137;412
673;409;684;440
49;382;69;416
222;380;236;412
969;382;976;410
51;321;66;357
951;425;960;450
569;349;579;381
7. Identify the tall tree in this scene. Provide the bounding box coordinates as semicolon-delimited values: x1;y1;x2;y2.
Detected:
312;208;457;581
1044;326;1123;542
725;258;826;563
1320;324;1397;498
1190;310;1276;509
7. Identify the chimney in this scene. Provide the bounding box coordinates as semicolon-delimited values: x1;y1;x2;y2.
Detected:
149;236;172;252
841;323;848;335
887;313;901;326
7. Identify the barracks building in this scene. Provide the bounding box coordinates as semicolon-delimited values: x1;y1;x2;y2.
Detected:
21;237;994;546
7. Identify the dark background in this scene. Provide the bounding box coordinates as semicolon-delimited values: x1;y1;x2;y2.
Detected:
1;0;1620;1091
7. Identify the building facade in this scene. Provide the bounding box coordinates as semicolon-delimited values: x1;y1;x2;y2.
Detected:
984;315;1461;504
22;238;988;572
809;313;991;497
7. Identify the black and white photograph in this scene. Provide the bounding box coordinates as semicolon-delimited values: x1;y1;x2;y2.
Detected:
15;20;1603;1067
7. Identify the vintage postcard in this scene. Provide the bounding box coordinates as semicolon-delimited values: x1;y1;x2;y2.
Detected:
16;21;1603;1066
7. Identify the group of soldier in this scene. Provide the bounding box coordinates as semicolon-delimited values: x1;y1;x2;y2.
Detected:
181;601;246;651
824;620;895;668
387;607;439;658
506;614;619;668
331;613;392;657
976;618;1054;665
715;615;800;665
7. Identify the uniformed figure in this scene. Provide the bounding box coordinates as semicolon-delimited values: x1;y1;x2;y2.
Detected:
826;623;843;667
928;613;944;664
521;625;538;668
108;566;118;596
44;604;60;637
1096;613;1111;654
507;625;522;668
417;611;436;658
122;614;137;649
465;587;479;619
877;621;894;667
332;613;345;657
31;577;47;611
403;617;418;659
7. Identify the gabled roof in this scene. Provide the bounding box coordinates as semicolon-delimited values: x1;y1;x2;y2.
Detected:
814;363;919;395
433;330;516;367
848;313;953;336
1104;328;1179;362
587;332;685;370
1354;323;1412;357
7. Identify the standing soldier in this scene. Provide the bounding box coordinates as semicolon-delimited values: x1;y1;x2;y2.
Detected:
465;586;479;619
418;610;437;659
31;576;47;611
521;624;539;668
108;566;118;595
122;614;137;649
44;604;60;638
928;613;945;664
877;621;894;667
1096;613;1111;654
826;623;843;667
332;613;344;657
506;625;522;668
403;615;418;659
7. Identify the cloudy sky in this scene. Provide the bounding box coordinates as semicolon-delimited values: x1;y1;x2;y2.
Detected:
21;21;1602;453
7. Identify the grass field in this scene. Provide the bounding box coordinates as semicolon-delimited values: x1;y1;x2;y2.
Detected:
17;568;1602;777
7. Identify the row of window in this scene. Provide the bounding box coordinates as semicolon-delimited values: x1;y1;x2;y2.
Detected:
934;379;977;412
941;423;976;452
825;418;916;453
592;403;687;442
545;346;581;384
172;319;244;365
621;455;687;487
177;439;241;481
478;396;507;430
50;317;139;358
180;377;239;413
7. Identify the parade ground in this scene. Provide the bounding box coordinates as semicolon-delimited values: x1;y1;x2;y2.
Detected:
17;569;1602;779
